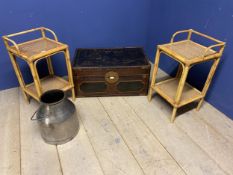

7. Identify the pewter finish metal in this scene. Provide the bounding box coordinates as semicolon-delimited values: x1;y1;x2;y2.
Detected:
32;90;79;145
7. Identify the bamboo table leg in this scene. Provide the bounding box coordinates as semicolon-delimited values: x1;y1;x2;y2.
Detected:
171;108;178;122
46;57;54;76
196;58;221;111
8;52;29;102
28;62;42;99
148;48;161;102
171;65;190;122
176;64;183;78
64;49;75;101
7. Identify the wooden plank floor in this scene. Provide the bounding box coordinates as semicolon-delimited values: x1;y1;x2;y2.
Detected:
1;70;233;175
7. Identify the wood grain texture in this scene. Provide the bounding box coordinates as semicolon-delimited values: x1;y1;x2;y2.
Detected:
1;79;233;175
74;98;144;175
0;88;20;175
19;92;62;175
99;97;185;175
175;111;233;175
125;96;226;175
57;123;104;175
197;102;233;144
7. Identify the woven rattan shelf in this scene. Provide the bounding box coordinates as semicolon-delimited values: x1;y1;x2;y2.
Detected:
159;40;217;64
148;29;225;122
153;78;202;107
25;75;72;101
9;38;66;61
2;27;75;102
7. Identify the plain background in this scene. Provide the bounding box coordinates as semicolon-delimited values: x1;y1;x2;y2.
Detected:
0;0;232;119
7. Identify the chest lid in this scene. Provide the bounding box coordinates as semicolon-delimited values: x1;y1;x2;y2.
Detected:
73;47;149;68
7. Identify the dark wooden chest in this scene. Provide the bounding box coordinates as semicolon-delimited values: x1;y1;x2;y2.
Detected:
72;47;151;97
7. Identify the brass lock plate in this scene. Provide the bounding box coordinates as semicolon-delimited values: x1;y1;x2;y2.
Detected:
105;71;119;84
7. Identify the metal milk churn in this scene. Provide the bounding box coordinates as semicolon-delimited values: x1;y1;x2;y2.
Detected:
31;89;79;145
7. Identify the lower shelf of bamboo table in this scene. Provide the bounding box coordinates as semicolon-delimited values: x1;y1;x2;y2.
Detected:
152;78;203;107
24;75;73;101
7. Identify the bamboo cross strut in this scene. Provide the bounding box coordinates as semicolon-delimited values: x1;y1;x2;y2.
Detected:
148;29;225;122
2;27;75;102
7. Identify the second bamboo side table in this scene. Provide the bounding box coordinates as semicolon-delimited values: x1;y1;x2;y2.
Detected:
2;27;75;102
148;29;225;122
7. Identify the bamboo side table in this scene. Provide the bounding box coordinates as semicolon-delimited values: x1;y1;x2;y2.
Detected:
2;27;75;102
148;29;225;122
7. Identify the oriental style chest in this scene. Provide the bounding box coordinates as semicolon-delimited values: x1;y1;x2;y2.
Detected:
72;47;151;97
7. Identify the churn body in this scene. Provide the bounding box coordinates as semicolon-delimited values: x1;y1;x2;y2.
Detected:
34;90;79;145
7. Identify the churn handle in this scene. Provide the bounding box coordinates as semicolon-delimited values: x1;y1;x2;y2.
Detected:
31;110;38;121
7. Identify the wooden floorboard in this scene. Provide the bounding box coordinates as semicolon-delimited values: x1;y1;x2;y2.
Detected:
57;120;104;175
197;102;233;144
125;96;227;175
99;97;186;175
74;98;144;175
156;68;233;145
156;68;233;174
2;80;233;175
19;92;62;175
0;88;20;175
175;111;233;175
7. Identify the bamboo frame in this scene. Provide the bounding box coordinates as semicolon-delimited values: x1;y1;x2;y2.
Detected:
46;57;54;75
171;29;224;44
148;29;225;122
63;48;75;101
2;27;75;102
4;27;58;41
148;48;161;102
